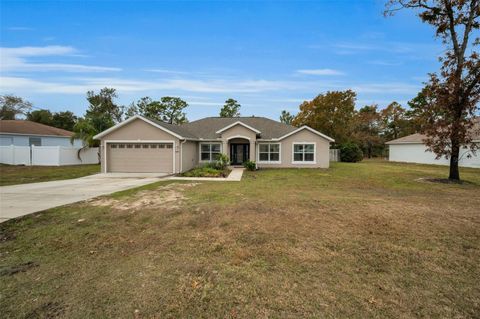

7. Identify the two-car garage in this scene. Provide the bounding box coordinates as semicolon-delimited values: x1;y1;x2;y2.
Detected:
105;142;174;173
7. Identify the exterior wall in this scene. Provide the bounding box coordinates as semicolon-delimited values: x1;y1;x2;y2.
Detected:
99;118;181;173
257;130;331;168
0;134;82;147
389;143;480;168
220;125;257;161
181;141;198;172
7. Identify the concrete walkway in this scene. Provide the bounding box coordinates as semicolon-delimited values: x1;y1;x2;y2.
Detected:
0;173;167;223
168;167;245;182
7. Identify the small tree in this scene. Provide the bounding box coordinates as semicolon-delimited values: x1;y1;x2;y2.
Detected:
219;98;241;117
386;0;480;181
52;111;77;131
292;90;357;144
126;96;189;124
279;110;294;125
27;109;54;126
353;105;384;158
72;88;123;147
159;97;188;124
340;143;363;163
0;95;32;120
380;102;413;140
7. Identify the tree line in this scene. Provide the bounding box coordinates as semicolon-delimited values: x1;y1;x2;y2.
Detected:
0;91;247;147
278;89;426;158
0;87;429;159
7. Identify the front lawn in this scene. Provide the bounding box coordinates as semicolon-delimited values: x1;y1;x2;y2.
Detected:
0;164;100;186
1;160;479;318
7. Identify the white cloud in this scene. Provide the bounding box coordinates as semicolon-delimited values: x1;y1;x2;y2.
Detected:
144;68;189;75
2;45;76;56
188;101;222;106
351;82;420;94
0;76;296;94
0;45;121;73
296;69;344;76
7;27;34;31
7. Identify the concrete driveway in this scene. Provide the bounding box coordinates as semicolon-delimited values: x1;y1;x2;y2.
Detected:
0;173;167;223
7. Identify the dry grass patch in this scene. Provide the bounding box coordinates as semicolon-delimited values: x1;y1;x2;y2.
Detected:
90;182;199;211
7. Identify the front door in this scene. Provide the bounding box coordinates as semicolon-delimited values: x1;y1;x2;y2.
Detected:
230;144;249;165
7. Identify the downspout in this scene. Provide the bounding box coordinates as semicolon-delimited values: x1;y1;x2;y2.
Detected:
180;139;187;173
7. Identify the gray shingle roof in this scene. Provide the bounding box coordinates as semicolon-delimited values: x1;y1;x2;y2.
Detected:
150;118;198;139
180;117;297;139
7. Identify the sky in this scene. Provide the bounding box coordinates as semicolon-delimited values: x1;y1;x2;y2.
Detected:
0;0;444;121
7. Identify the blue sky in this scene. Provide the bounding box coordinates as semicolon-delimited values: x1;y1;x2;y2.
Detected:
1;0;443;120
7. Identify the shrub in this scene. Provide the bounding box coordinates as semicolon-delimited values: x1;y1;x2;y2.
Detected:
181;166;230;177
340;143;363;162
216;153;230;170
243;160;256;171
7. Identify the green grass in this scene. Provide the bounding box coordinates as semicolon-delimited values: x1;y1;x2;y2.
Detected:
0;164;100;186
1;160;479;318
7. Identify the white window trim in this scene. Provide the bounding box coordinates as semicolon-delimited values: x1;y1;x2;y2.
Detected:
104;139;176;174
292;142;316;164
199;142;222;162
257;142;281;164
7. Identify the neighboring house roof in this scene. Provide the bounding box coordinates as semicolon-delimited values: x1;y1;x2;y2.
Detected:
0;120;73;137
93;115;335;142
386;118;480;144
181;117;298;140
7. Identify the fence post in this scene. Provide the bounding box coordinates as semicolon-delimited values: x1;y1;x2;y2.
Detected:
11;145;15;165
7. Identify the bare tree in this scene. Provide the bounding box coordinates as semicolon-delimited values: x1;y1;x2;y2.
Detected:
0;95;32;120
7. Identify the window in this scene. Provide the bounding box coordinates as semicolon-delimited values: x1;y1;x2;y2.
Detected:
110;144;117;149
258;143;280;163
200;143;221;161
142;144;149;149
29;137;41;146
293;143;315;163
134;144;141;148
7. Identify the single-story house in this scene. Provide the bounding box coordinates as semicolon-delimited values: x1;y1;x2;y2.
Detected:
0;120;83;147
386;120;480;168
93;115;335;173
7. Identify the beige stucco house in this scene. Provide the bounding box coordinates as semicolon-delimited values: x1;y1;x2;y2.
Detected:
93;115;335;173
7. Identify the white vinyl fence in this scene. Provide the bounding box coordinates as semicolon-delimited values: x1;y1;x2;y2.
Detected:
0;146;99;166
330;149;340;162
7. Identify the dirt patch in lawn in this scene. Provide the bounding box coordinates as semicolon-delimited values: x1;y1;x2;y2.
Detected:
90;182;199;211
0;261;39;277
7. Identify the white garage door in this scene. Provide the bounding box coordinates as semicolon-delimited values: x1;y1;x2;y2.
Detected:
107;142;174;173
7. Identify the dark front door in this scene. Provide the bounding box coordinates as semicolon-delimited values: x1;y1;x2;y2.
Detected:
230;144;249;165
